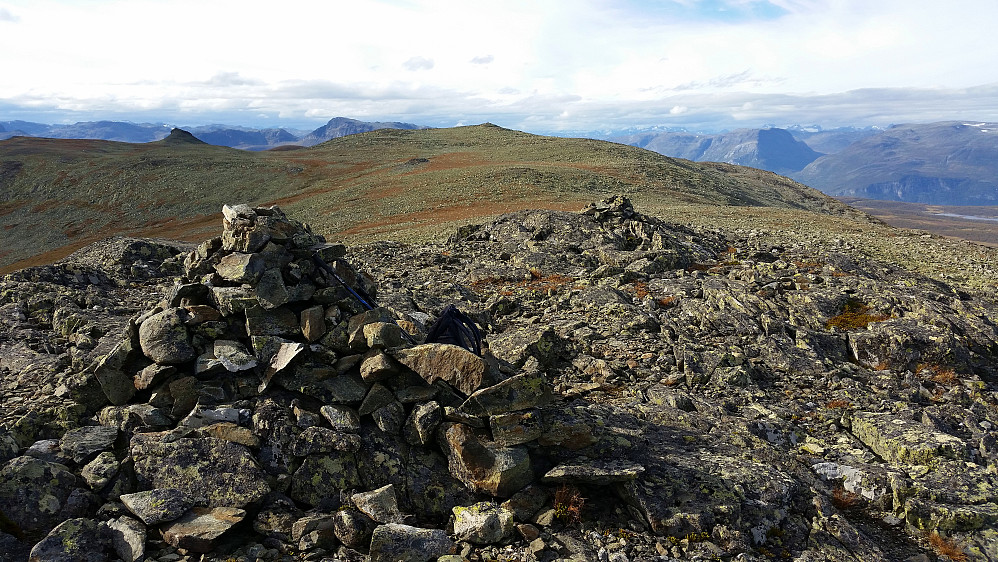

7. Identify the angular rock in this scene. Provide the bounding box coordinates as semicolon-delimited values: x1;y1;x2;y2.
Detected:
501;485;550;522
452;502;515;544
193;422;261;448
460;368;552;417
92;339;138;406
119;488;191;525
245;305;300;338
291;513;336;542
258;341;305;392
213;339;258;372
138;308;196;364
256;268;291;309
392;343;489;395
279;368;368;405
404;401;442;446
488;327;568;369
105;516;146;562
359;383;397;416
290;426;362;456
210;286;257;317
334;508;376;549
850;412;967;465
365;321;405;349
439;423;533;498
60;425;118;465
28;518;108;562
541;459;646;484
361;350;401;383
372;401;406;434
133;363;175;391
81;451;120;491
320;405;362;433
214;252;265;284
490;410;543;447
369;523;456;562
130;436;270;508
162;507;246;554
352;484;405;524
183;304;223;325
300;305;326;342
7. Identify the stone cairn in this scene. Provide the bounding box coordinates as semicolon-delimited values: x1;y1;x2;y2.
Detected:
27;204;639;561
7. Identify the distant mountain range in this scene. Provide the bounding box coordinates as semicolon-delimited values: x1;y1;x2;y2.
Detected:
614;122;998;205
792;122;998;205
615;127;823;175
0;117;426;150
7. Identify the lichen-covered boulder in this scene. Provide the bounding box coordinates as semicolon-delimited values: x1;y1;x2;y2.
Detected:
130;436;270;508
289;451;362;507
28;518;109;562
850;412;967;466
0;456;83;537
138;308;196;364
452;502;514;544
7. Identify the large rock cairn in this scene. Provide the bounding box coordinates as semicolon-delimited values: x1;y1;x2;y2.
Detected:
8;204;632;561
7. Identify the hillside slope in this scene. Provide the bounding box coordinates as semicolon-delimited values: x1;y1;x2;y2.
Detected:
1;124;863;272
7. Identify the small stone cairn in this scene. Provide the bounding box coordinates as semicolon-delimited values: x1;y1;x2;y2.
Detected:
34;204;634;561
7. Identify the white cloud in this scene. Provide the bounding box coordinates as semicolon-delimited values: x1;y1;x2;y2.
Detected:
403;56;435;71
1;0;997;131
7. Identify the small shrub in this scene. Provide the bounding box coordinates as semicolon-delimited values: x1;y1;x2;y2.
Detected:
553;485;585;525
918;363;959;385
928;532;968;561
631;281;651;299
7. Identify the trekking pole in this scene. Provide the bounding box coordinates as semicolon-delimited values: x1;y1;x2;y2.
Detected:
311;253;375;310
311;252;417;345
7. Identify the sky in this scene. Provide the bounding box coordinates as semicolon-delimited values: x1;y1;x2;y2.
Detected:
1;0;997;134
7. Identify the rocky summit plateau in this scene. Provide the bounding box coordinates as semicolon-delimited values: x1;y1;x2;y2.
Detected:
1;196;998;562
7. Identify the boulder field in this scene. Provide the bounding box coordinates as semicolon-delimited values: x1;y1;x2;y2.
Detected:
1;196;997;561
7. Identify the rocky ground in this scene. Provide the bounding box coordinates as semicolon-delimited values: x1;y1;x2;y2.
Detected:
1;197;997;561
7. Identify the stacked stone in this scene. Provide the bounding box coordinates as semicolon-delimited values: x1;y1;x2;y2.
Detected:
15;204;617;561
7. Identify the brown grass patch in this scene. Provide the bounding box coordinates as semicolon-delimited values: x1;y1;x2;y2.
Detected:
471;272;579;297
928;532;968;561
825;298;890;331
918;363;959;385
831;487;862;510
657;296;677;308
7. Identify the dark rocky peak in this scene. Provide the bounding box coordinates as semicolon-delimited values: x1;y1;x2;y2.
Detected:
1;195;997;560
160;128;207;146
